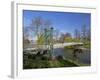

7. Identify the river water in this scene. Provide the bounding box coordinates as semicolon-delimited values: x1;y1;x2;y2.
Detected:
53;48;91;65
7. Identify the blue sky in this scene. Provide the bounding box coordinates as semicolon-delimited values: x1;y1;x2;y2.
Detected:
23;10;91;37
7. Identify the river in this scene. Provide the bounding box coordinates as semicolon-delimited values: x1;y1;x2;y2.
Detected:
53;47;91;65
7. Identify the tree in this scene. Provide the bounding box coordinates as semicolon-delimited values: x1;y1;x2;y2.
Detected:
59;32;73;43
23;27;31;48
81;25;87;41
53;29;60;43
37;33;45;45
65;32;72;38
30;16;53;45
86;27;91;40
59;33;65;43
64;32;72;42
31;16;43;38
43;20;52;29
74;29;81;39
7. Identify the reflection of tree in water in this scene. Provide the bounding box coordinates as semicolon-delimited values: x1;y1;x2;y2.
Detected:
72;48;83;61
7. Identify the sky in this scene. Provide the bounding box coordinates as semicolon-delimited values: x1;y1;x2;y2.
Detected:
23;10;91;38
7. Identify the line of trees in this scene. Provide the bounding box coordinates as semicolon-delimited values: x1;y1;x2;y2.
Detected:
74;25;91;42
23;16;91;46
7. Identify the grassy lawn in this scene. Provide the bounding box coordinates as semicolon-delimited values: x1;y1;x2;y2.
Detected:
23;54;78;69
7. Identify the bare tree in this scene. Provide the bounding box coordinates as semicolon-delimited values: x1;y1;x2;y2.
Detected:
31;16;43;38
65;32;72;38
23;26;31;48
86;27;91;40
74;29;81;39
53;29;60;43
59;33;65;43
29;16;53;45
44;20;52;29
81;25;87;41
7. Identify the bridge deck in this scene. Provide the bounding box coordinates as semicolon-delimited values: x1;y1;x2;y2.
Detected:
24;42;83;51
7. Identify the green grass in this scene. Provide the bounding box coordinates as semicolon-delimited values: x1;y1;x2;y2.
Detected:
23;54;78;69
83;41;91;49
84;44;90;49
64;45;74;50
66;59;90;66
23;59;78;69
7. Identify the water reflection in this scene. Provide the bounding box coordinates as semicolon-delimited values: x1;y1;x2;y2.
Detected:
53;47;91;65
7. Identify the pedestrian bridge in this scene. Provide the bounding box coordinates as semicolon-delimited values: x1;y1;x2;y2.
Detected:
24;42;83;51
54;42;83;48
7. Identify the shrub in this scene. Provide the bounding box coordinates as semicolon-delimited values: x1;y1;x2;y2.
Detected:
56;55;63;60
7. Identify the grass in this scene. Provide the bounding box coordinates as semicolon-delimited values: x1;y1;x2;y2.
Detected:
23;54;78;69
23;59;78;69
83;41;91;49
64;45;74;50
66;59;90;66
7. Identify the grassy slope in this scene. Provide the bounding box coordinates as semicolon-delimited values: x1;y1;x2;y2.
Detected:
23;55;78;69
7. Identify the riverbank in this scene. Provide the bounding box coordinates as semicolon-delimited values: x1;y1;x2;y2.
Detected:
23;53;78;69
